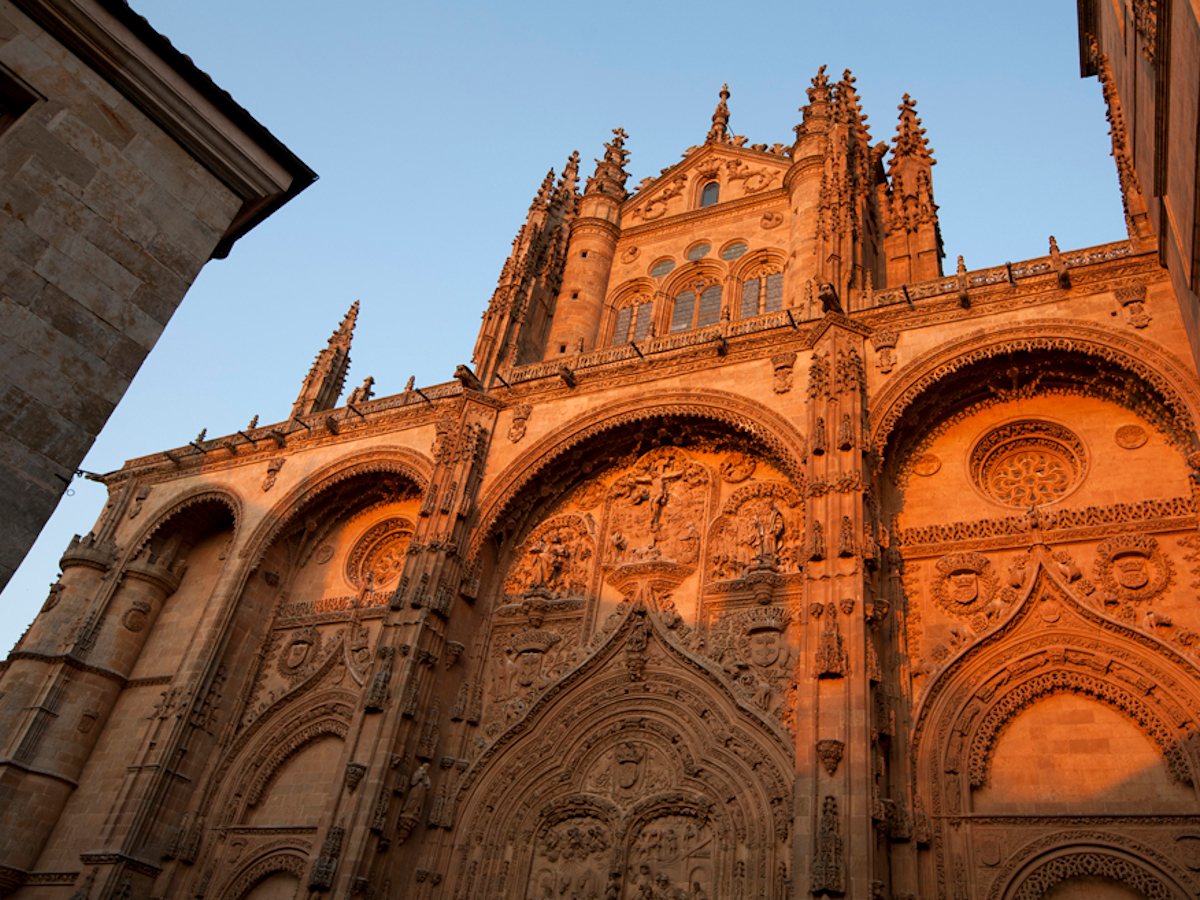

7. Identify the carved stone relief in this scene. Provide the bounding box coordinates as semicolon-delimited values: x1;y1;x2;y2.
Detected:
346;517;415;589
527;816;612;899
932;551;1000;618
604;447;709;569
969;420;1087;507
504;515;596;600
1093;533;1174;605
708;482;804;581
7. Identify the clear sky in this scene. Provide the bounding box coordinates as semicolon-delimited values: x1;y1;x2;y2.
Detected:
0;0;1126;650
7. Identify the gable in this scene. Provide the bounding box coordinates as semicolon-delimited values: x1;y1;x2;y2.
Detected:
622;144;791;226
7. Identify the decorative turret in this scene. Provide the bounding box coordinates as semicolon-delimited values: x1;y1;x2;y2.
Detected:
474;150;581;381
707;84;731;144
882;94;944;284
785;66;887;315
543;129;630;359
290;301;357;419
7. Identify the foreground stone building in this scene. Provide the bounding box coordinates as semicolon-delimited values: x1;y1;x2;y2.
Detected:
0;0;315;591
3;60;1200;899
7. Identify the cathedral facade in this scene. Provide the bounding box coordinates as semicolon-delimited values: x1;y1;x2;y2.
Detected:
3;63;1200;900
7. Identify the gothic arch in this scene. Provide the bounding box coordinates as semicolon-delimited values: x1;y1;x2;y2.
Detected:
988;835;1196;900
660;258;726;298
239;446;433;568
217;849;309;900
125;486;242;562
728;247;786;282
469;389;807;563
198;684;356;829
867;320;1200;468
448;607;792;899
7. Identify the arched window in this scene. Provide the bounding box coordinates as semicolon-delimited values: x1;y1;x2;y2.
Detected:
740;270;783;318
670;283;722;333
611;299;655;345
700;182;720;207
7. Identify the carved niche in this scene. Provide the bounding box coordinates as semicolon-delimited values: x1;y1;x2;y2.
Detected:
604;447;709;570
346;517;415;589
969;420;1087;507
708;482;804;582
504;514;595;600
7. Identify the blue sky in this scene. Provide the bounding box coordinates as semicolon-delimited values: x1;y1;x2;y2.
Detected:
0;0;1126;649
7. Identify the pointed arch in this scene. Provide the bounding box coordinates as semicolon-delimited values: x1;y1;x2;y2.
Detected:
468;389;807;563
448;607;792;900
125;486;242;562
912;552;1200;813
868;320;1200;470
239;446;433;568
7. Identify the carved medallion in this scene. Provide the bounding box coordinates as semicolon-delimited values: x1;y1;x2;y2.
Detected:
969;420;1087;507
932;552;998;617
314;544;334;565
278;625;322;680
911;453;941;477
121;600;151;632
1094;533;1173;604
346;518;415;589
1115;424;1148;449
718;451;757;484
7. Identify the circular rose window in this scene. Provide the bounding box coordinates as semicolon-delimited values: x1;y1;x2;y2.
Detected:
969;420;1086;507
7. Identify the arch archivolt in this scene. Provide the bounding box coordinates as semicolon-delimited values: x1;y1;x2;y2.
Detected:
449;608;792;899
239;446;433;568
987;833;1197;900
217;847;309;900
124;486;241;562
469;389;807;564
913;557;1200;810
868;320;1200;466
200;685;355;830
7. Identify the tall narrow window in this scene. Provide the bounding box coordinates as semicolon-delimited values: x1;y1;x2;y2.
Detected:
670;284;723;333
740;271;783;317
700;182;720;207
611;300;654;344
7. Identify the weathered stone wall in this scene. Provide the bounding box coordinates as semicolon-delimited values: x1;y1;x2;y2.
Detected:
0;0;311;592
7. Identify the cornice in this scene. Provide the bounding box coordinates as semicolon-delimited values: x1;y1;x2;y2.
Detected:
11;0;316;258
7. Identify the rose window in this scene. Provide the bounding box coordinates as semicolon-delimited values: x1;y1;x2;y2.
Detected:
969;421;1086;507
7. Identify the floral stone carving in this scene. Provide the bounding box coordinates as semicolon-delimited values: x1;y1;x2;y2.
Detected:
346;517;415;589
969;420;1087;507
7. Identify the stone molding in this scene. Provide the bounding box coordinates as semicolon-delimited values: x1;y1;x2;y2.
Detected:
469;389;808;565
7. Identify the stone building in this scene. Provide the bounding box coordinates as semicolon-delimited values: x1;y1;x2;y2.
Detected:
3;62;1200;899
1077;0;1200;370
0;0;315;591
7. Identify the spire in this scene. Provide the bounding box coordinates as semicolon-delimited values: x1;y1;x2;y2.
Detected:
890;94;934;163
552;150;580;211
290;301;358;419
707;83;731;143
584;127;631;200
531;168;555;211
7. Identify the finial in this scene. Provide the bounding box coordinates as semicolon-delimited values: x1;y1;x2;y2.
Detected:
957;255;967;275
1049;235;1060;254
196;428;206;442
707;83;731;143
404;376;415;392
248;415;258;429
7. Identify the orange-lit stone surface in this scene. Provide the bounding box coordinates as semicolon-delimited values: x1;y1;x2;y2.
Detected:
3;71;1200;900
